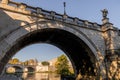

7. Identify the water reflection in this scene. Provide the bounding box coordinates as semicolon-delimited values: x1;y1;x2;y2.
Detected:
22;73;60;80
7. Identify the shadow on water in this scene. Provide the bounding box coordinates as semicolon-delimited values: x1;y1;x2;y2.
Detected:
22;72;35;80
9;72;61;80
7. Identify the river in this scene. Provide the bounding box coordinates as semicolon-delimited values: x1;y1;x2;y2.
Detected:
0;72;76;80
0;73;60;80
20;73;60;80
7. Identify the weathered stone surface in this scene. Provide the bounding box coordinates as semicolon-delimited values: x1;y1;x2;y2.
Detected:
0;0;120;79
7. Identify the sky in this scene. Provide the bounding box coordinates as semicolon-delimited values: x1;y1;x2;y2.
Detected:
14;43;64;62
12;0;120;62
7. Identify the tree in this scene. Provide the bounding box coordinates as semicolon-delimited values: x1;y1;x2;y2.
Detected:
55;54;71;76
41;61;50;66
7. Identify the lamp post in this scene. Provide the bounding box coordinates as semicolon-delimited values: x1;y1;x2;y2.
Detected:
63;2;66;15
63;2;68;21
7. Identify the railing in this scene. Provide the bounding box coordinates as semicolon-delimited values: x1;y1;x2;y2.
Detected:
2;0;101;29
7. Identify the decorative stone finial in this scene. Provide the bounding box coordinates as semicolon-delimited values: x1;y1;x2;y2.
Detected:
101;9;108;19
101;9;110;24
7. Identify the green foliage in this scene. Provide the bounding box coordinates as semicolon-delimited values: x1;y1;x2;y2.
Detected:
55;54;71;76
41;61;50;66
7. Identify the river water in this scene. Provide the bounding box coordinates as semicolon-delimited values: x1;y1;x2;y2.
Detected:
0;73;61;80
21;73;60;80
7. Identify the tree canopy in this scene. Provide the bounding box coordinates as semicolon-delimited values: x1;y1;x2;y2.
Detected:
41;61;50;66
55;54;71;76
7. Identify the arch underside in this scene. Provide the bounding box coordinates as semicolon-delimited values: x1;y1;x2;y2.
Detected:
26;67;35;72
12;66;23;72
1;28;98;77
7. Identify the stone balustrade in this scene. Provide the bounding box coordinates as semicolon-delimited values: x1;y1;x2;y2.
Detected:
1;0;120;32
3;0;102;30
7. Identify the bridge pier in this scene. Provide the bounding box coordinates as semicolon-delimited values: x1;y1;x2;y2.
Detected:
101;10;120;79
104;50;120;79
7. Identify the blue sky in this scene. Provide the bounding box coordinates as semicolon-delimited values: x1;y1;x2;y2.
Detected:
13;0;120;61
14;44;63;62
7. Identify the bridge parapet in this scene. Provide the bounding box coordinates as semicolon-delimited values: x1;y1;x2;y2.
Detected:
0;0;102;30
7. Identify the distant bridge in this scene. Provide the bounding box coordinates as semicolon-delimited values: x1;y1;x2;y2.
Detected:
0;0;120;79
5;64;36;73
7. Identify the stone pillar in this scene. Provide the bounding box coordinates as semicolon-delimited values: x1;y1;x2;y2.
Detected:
36;7;42;14
19;3;27;10
63;14;68;21
50;11;56;20
101;9;114;56
84;20;89;27
102;18;109;24
101;9;120;79
1;0;8;4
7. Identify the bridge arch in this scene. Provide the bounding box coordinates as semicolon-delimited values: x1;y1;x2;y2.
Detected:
24;67;35;73
6;65;23;73
0;21;102;78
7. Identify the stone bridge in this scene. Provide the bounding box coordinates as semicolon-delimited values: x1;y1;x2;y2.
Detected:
5;64;24;73
0;0;120;79
5;63;36;73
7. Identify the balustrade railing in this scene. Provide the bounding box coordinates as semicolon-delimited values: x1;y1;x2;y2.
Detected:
1;0;101;29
